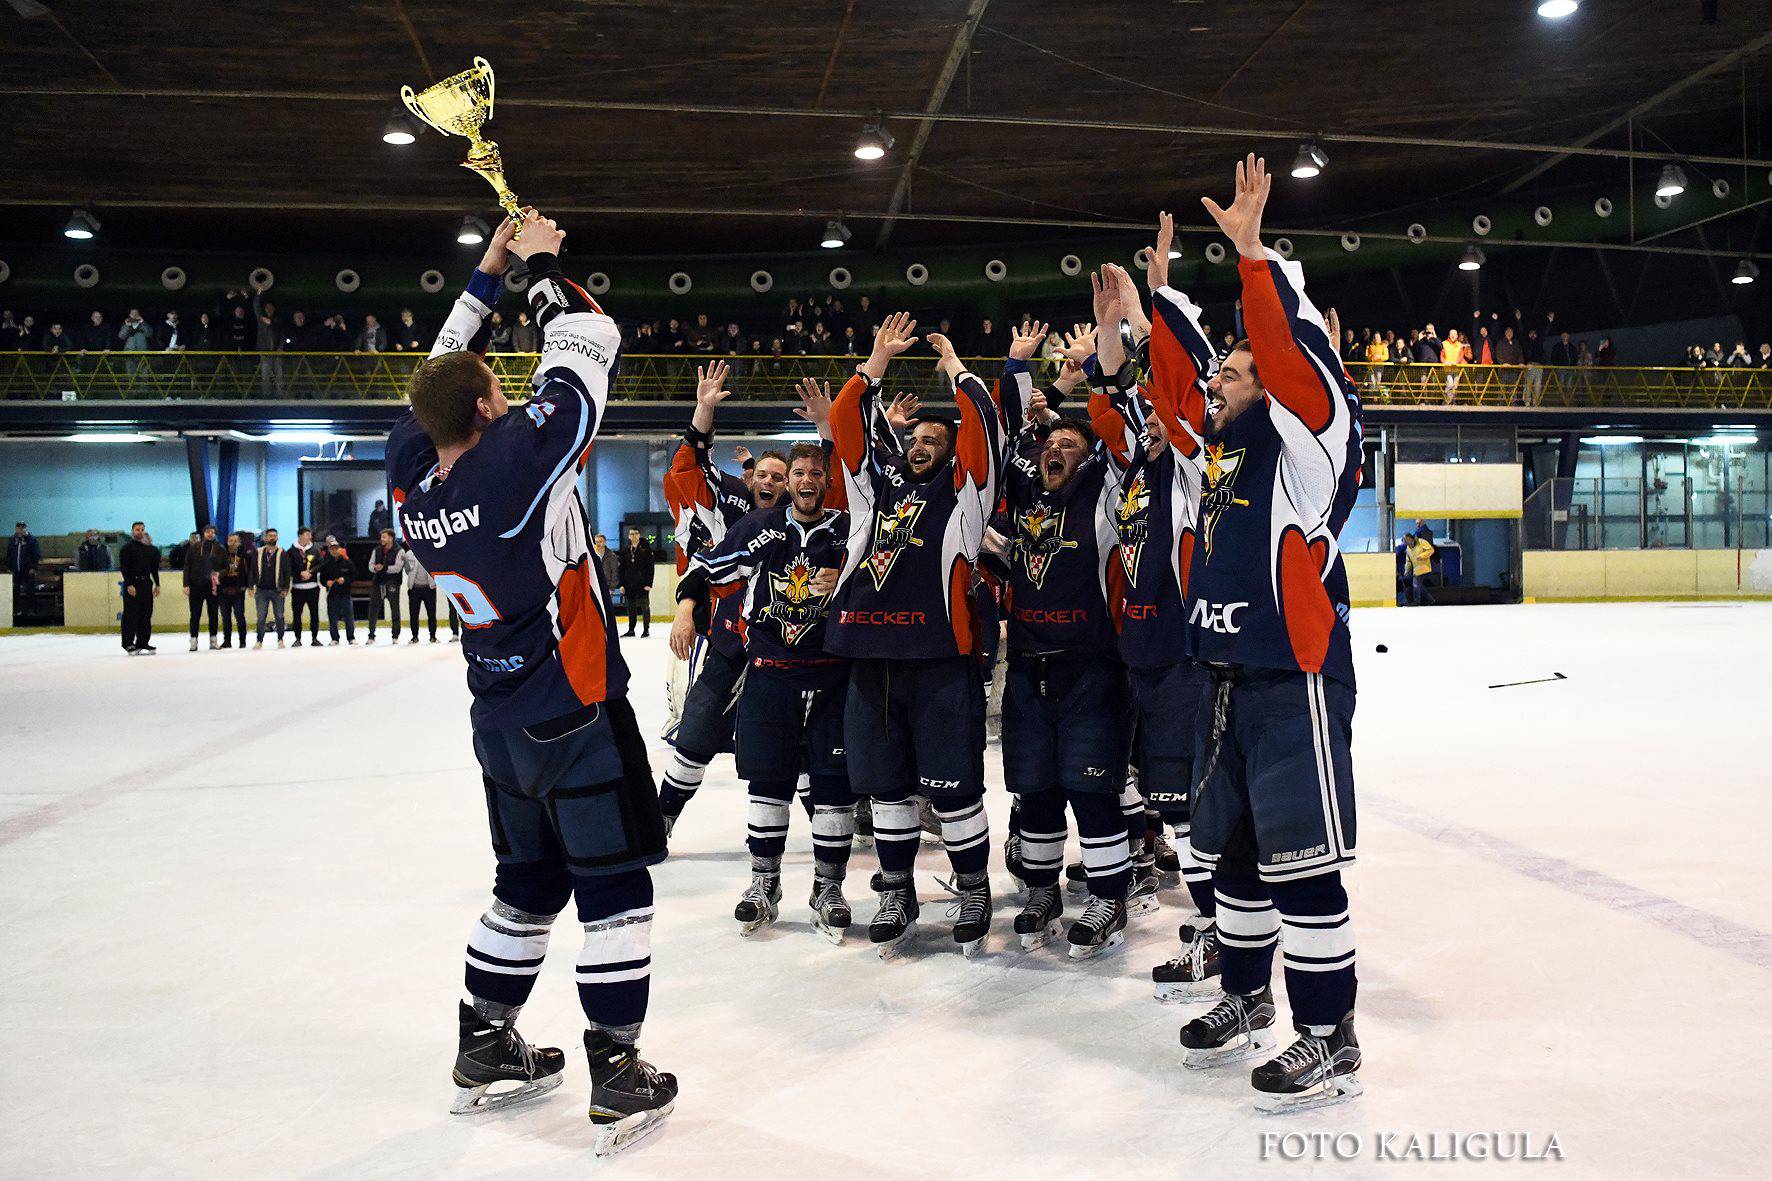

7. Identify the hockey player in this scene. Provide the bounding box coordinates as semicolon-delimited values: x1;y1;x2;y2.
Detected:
824;313;1019;957
672;443;854;941
991;325;1142;960
386;210;675;1155
1085;243;1224;1001
1168;157;1365;1112
656;360;787;838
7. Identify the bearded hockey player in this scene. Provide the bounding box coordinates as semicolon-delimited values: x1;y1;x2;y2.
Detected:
1169;157;1365;1112
673;443;854;941
824;313;1019;957
386;210;675;1155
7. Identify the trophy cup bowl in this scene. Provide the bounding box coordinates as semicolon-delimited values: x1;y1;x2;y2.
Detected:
400;57;525;229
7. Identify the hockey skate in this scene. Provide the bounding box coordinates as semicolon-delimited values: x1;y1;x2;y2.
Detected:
1066;895;1128;960
939;873;992;958
1252;1016;1362;1113
870;876;920;959
809;876;851;945
1127;855;1160;917
450;1001;565;1114
1153;833;1182;886
1012;884;1064;950
585;1030;677;1156
1003;830;1028;899
1179;987;1279;1069
734;872;780;936
1152;922;1221;1003
1063;860;1088;896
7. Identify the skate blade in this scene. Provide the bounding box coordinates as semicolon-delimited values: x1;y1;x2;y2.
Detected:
873;921;917;959
1127;893;1160;917
1018;919;1064;951
1063;879;1088;897
815;918;849;946
1254;1074;1363;1115
1158;870;1181;887
1182;1027;1278;1070
957;936;986;958
1153;980;1222;1004
737;914;777;937
1067;929;1126;961
593;1101;674;1156
449;1070;562;1115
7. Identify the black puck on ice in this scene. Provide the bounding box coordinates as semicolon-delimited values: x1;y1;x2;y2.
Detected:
1375;643;1389;653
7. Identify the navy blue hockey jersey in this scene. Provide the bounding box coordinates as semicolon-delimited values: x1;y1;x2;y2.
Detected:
386;258;628;730
1000;447;1122;655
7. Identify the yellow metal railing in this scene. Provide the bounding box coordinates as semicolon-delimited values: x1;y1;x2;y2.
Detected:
1;351;1767;410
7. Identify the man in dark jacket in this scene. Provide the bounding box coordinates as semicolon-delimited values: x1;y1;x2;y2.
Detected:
617;526;655;637
76;529;112;571
320;539;357;645
7;522;40;578
182;523;223;650
288;527;325;646
252;526;292;647
119;521;160;654
365;528;404;643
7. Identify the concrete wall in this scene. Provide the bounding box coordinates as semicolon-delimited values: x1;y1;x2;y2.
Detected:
1523;549;1772;600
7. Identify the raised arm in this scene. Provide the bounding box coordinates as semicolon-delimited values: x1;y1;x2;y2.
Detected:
428;213;522;358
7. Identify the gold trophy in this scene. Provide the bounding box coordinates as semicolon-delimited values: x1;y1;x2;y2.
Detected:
400;57;525;230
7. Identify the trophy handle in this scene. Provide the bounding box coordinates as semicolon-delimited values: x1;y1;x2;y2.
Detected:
474;56;495;119
399;85;441;134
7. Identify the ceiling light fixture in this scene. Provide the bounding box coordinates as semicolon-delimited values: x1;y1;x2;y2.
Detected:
1291;141;1328;179
853;122;895;161
1732;259;1759;285
1459;245;1485;271
382;112;418;145
63;209;100;240
1655;164;1687;198
820;218;851;249
457;216;490;245
1537;0;1579;18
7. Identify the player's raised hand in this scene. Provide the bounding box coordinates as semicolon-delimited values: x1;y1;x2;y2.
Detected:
1026;388;1055;425
1201;153;1270;261
508;209;565;260
792;378;832;427
1326;306;1342;352
885;391;922;430
925;331;963;379
696;361;732;408
732;444;753;467
1009;320;1049;361
1105;263;1151;340
1147;210;1175;291
864;312;920;380
1060;323;1095;369
478;208;528;276
1092;268;1121;328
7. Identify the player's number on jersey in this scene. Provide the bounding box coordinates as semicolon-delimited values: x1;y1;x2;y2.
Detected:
433;573;501;628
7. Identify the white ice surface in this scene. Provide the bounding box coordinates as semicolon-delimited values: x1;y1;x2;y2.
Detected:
2;603;1769;1178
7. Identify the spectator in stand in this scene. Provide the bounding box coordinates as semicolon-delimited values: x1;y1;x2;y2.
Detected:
630;321;656;351
215;531;250;649
320;538;357;645
617;526;654;638
252;526;290;648
321;314;351;350
973;317;1005;358
1497;325;1523;367
0;311;23;349
1441;329;1466;401
282;310;318;351
43;322;74;353
182;523;222;650
487;311;512;353
593;532;619;599
1596;337;1616;367
288;526;323;646
8;521;40;578
841;324;861;356
76;529;112;571
1364;331;1389;389
160;311;187;351
719;322;744;355
76;310;108;353
366;528;404;644
1757;342;1772;367
1706;341;1724;367
117;309;153;351
1547;329;1576;400
227;304;253;350
119;520;160;655
357;313;389;353
392;309;423;352
1416;323;1441;364
1474;324;1493;366
1725;341;1753;368
253;295;280;352
511;311;538;353
367;498;392;537
1522;325;1545;404
852;295;878;340
1405;527;1436;606
400;545;449;643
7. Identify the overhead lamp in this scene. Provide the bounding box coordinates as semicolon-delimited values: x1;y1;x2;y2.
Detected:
1579;435;1644;446
853;122;895;161
382;112;418;145
1537;0;1578;18
1167;248;1182;259
820;218;851;249
457;216;490;245
1732;259;1759;285
1694;434;1756;448
67;431;153;443
1459;245;1485;271
1654;164;1687;198
1290;141;1328;179
63;209;100;240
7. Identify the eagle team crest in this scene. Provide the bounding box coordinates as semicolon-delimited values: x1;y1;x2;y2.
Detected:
865;494;925;589
1201;443;1248;560
766;555;832;645
1115;472;1151;583
1017;504;1078;589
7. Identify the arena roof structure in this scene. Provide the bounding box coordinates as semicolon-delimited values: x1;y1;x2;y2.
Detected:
4;0;1770;257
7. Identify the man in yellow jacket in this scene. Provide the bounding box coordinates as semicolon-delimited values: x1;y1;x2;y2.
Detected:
1405;530;1436;605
